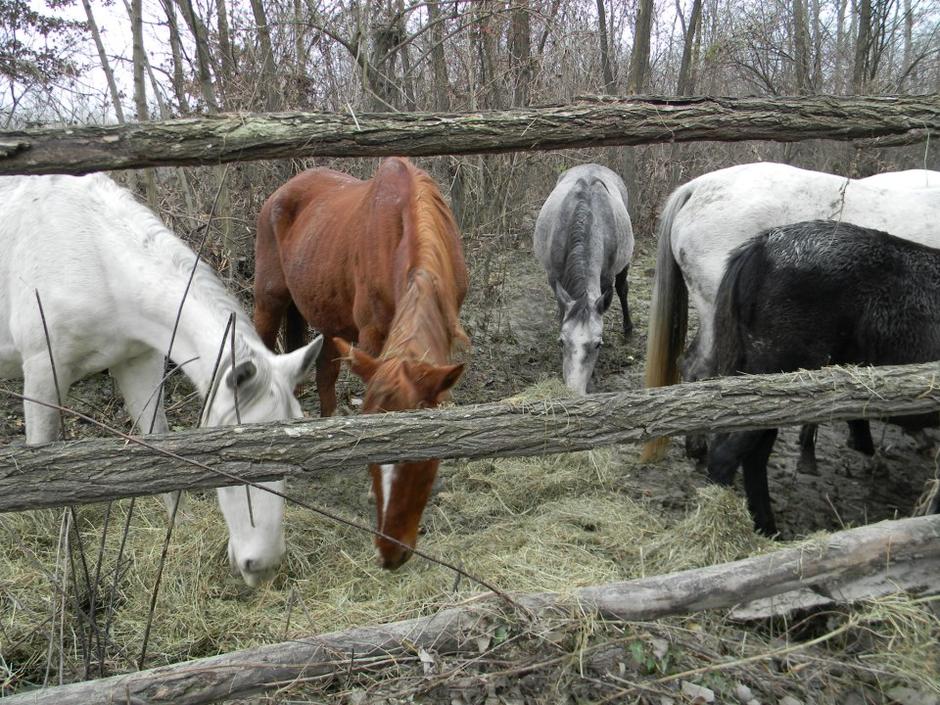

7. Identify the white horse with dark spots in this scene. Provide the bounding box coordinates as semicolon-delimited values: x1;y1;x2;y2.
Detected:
642;162;940;462
0;174;322;587
534;164;635;395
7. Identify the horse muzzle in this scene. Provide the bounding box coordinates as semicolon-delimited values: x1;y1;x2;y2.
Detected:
376;542;414;570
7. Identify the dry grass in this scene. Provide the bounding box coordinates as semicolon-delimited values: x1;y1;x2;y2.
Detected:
1;379;937;702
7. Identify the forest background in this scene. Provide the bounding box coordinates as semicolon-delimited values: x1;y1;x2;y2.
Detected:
3;0;938;277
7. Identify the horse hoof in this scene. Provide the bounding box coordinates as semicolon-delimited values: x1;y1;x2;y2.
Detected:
796;457;819;476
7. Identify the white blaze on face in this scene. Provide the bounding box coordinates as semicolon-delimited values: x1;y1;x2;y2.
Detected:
560;315;604;396
380;464;397;531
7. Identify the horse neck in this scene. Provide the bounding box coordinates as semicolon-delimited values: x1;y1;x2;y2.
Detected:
159;295;263;396
559;203;598;300
130;235;265;397
383;272;454;364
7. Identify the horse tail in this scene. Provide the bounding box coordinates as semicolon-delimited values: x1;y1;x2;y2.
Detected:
640;184;692;462
712;232;769;377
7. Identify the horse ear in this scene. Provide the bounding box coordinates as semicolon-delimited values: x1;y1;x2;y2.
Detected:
281;334;323;385
227;360;257;390
554;281;574;309
410;362;465;403
333;337;381;383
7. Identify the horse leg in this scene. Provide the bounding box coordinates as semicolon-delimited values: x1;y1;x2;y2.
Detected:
21;355;73;445
283;301;308;353
846;419;875;455
615;265;632;337
681;331;709;462
708;428;779;535
110;351;188;518
316;336;342;417
740;429;779;537
797;424;819;475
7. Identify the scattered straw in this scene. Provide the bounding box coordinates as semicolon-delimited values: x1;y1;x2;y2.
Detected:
0;378;934;702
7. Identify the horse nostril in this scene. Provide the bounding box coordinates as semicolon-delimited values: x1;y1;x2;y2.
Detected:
243;558;256;573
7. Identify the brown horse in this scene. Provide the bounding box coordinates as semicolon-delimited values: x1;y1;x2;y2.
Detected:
253;157;469;569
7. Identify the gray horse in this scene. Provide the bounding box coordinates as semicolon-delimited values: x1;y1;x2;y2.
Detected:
533;164;635;394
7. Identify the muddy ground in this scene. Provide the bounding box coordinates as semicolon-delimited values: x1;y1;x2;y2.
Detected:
1;215;938;704
453;229;939;538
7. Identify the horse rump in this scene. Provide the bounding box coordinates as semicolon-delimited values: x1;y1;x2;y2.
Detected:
706;219;940;535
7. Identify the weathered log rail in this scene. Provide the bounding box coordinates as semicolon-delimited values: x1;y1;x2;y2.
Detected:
2;361;939;512
7;513;940;705
0;95;937;175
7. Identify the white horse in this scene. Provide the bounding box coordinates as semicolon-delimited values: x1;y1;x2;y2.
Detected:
0;173;322;587
643;162;940;460
534;164;634;395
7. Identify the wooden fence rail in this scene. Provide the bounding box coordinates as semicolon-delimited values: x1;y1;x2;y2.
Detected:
7;513;940;705
1;361;939;513
0;95;937;175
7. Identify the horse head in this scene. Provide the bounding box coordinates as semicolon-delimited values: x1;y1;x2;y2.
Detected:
204;335;323;587
554;282;606;395
334;337;463;569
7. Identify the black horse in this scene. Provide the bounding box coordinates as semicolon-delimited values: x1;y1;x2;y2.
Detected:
707;220;940;535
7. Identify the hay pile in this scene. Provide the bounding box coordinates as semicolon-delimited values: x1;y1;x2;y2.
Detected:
1;378;937;702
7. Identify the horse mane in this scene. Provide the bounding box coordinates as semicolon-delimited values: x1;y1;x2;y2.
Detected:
382;164;468;361
98;175;262;360
557;178;608;308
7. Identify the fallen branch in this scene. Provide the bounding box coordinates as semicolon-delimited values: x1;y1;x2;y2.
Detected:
0;95;937;175
2;361;940;512
8;514;940;705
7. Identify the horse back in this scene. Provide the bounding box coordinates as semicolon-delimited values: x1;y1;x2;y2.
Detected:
534;165;632;288
258;159;463;343
714;220;940;377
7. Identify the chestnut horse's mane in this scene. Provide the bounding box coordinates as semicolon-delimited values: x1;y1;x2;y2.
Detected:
381;166;468;364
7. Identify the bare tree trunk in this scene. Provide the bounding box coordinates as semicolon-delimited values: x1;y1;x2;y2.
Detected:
853;0;872;92
215;0;235;99
834;0;848;92
293;0;306;102
510;0;532;105
426;0;450;111
172;0;233;278
175;0;220;110
248;0;278;110
478;0;502;109
80;0;126;123
128;0;158;208
596;0;616;92
626;0;653;93
810;0;823;89
536;0;562;56
396;0;417;110
144;59;196;217
159;0;190;113
901;0;913;89
676;0;703;95
792;0;812;92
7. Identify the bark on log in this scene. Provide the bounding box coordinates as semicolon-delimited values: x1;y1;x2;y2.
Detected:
8;514;940;705
1;361;939;512
0;95;937;175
